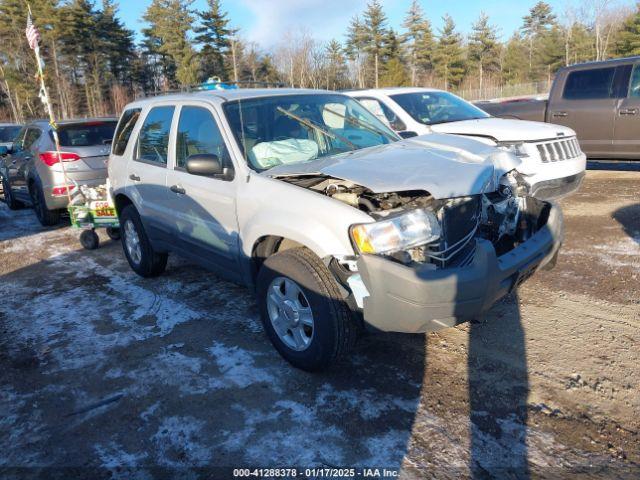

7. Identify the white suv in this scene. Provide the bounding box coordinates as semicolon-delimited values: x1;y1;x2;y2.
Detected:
346;87;587;200
108;89;563;370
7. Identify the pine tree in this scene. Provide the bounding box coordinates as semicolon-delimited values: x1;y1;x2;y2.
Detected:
401;0;433;85
195;0;233;81
433;15;465;90
538;26;565;83
616;5;640;57
521;1;557;79
380;58;409;87
362;0;388;88
567;23;594;65
98;0;136;85
143;0;199;88
501;34;528;85
345;15;368;88
325;40;348;89
468;12;501;92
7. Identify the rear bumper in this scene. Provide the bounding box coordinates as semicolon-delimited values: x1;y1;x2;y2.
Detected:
357;203;563;333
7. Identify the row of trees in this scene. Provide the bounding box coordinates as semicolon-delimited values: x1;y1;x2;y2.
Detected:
1;0;640;122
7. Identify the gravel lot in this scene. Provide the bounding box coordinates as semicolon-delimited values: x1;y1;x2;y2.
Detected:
0;167;638;479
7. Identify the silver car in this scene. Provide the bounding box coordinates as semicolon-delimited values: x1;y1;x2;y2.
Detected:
109;89;563;371
0;118;117;225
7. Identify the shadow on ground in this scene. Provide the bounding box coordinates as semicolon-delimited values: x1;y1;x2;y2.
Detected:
613;203;640;245
587;160;640;172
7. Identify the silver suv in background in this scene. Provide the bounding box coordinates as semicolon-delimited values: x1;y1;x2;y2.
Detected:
109;89;563;371
0;123;22;150
346;88;586;200
0;118;117;225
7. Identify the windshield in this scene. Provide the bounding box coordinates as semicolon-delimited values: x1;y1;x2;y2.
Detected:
390;91;490;126
223;93;398;171
52;121;117;147
0;126;21;142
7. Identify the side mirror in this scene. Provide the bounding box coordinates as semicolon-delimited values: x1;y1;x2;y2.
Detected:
398;131;418;139
0;145;8;156
186;154;225;177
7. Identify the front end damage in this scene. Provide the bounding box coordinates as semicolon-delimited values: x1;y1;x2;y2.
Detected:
278;171;563;333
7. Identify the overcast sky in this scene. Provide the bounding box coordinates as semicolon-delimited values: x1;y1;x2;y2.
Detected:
118;0;635;47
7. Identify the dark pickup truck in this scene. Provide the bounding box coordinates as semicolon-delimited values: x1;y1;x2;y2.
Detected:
477;56;640;159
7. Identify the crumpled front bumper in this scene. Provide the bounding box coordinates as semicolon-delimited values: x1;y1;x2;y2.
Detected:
356;202;564;333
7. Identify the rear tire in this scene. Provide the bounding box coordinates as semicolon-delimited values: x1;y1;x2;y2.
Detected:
256;247;358;371
119;205;167;277
2;175;22;210
106;227;121;241
30;181;60;226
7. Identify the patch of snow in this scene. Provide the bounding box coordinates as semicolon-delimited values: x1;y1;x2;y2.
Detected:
151;416;211;467
207;341;277;389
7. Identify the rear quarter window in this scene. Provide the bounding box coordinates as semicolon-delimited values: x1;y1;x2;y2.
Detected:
113;109;142;156
563;68;616;100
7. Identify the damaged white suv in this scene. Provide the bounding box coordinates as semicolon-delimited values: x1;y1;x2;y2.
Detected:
108;89;563;371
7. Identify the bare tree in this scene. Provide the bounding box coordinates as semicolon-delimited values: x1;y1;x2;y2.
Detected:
581;0;631;60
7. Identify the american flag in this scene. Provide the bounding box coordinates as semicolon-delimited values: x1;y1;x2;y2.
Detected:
25;13;40;50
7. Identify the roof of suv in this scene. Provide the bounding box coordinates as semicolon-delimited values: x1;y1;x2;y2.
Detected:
128;88;336;107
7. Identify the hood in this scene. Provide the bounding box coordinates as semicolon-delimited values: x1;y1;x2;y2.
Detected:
430;117;576;142
264;135;521;199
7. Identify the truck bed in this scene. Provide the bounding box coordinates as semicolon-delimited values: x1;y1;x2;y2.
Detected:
475;98;548;122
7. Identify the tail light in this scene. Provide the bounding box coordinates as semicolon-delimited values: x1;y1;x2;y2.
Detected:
52;185;76;196
39;151;81;166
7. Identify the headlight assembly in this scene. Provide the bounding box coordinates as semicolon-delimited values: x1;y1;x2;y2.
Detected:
350;209;441;254
497;141;529;158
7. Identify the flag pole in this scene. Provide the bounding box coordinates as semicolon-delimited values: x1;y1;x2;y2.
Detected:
28;4;72;203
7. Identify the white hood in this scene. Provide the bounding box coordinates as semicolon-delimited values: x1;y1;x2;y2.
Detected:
265;135;521;200
430;117;576;142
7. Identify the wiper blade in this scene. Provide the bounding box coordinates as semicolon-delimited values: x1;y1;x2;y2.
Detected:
323;106;399;143
275;107;358;151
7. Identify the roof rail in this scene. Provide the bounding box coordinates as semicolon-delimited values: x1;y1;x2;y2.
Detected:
135;79;287;99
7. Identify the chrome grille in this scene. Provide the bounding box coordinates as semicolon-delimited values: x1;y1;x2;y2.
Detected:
536;138;582;163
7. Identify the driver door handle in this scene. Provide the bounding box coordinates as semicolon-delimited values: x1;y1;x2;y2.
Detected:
170;185;185;195
129;174;140;181
619;108;638;115
552;111;568;118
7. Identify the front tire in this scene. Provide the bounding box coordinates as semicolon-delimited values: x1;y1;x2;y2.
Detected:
2;175;22;210
119;205;167;277
256;247;358;371
30;181;60;226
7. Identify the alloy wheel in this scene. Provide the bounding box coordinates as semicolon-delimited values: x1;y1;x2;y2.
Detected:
266;276;314;351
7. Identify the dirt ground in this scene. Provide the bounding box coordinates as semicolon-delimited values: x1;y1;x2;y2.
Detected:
0;166;638;479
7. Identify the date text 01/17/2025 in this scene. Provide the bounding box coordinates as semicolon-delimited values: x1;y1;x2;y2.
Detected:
232;467;399;478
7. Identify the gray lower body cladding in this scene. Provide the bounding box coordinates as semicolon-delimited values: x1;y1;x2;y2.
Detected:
357;202;564;333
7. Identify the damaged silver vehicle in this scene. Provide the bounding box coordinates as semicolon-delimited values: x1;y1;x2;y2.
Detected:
108;89;563;371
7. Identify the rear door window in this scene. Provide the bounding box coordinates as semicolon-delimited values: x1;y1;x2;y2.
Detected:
113;109;141;155
23;128;41;150
136;106;175;166
563;68;616;100
54;122;117;147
